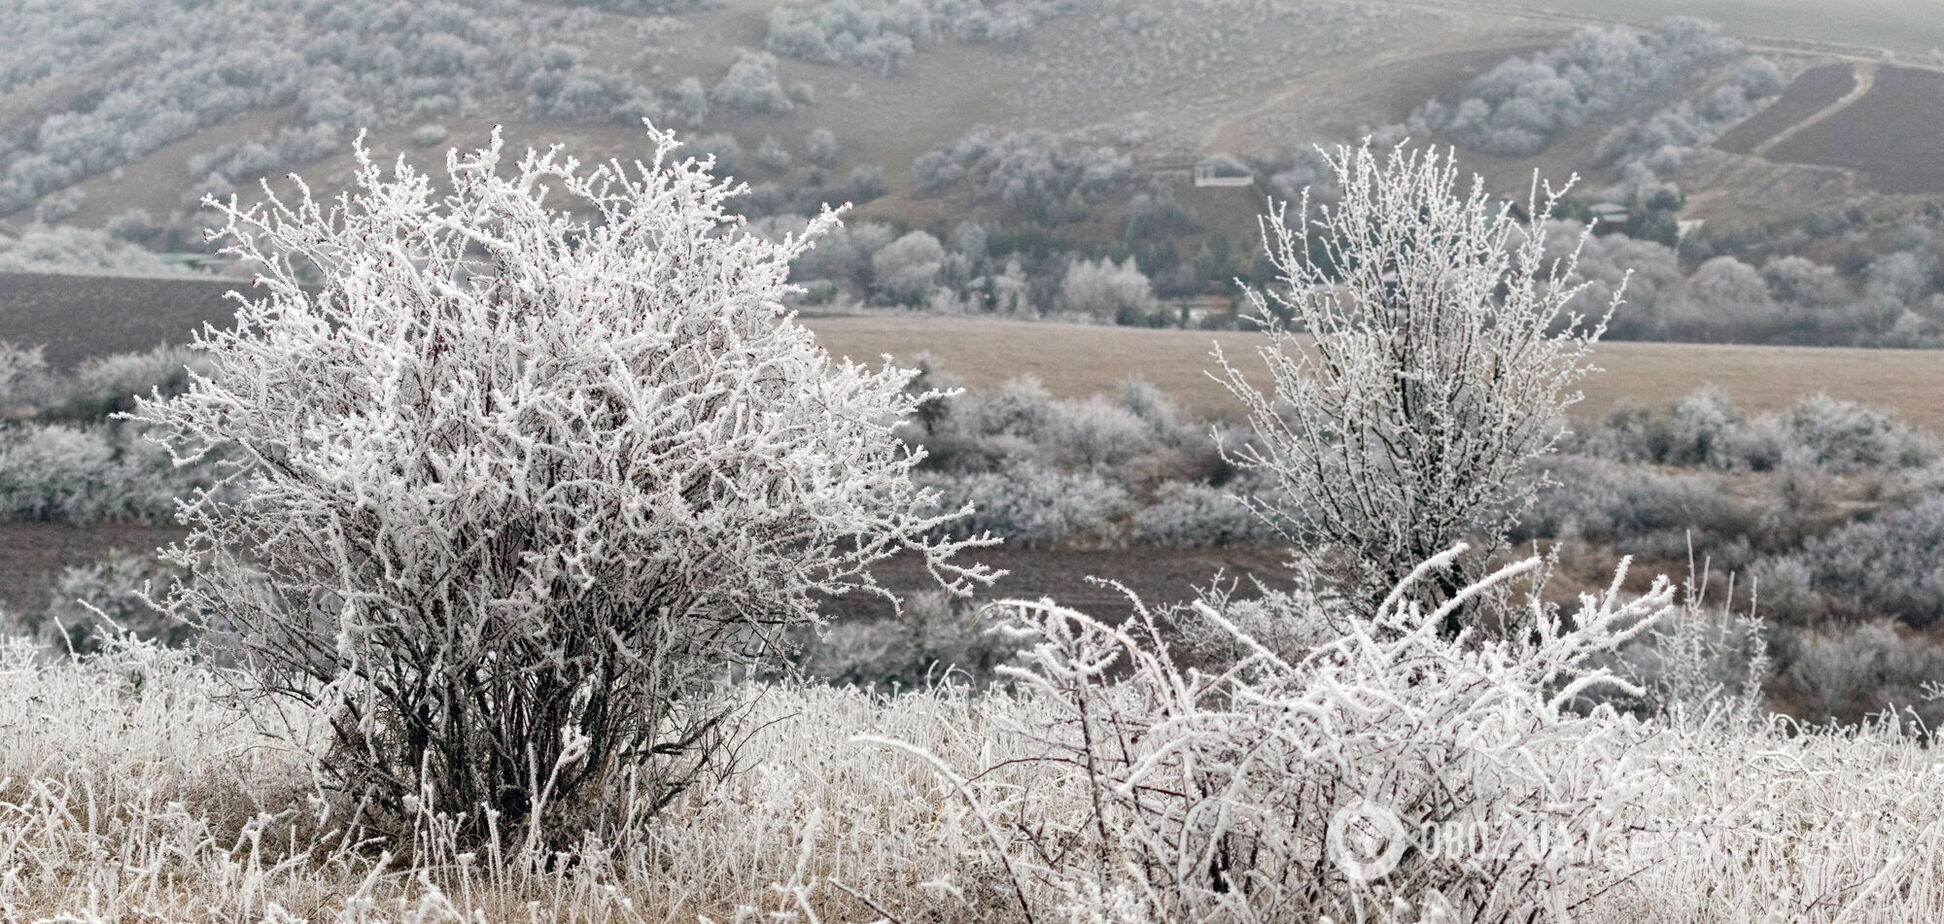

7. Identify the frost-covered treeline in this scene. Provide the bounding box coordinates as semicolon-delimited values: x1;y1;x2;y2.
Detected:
749;212;1203;324
1387;19;1781;200
765;0;1076;73
0;0;725;222
913;125;1137;222
1557;216;1944;346
0;226;212;277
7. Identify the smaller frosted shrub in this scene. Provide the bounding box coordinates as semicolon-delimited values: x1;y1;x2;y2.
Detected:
24;553;195;655
795;591;1023;690
1779;619;1944;726
920;461;1125;545
1520;454;1739;555
0;342;51;414
54;345;203;420
1664;384;1745;467
0;424;120;520
0;422;206;522
1772;393;1936;473
917;377;1059;471
1133;479;1284;546
1042;395;1153;470
1794;495;1944;627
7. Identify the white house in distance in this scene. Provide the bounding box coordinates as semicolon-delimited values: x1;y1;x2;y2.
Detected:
1192;155;1254;188
1588;201;1630;228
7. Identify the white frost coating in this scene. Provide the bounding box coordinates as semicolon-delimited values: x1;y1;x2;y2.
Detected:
130;124;996;835
1217;143;1619;601
877;549;1677;921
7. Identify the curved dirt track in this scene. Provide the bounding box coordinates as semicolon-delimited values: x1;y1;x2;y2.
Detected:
1751;62;1876;158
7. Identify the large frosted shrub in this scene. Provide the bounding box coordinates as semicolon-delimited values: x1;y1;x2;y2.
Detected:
1218;144;1613;608
130;127;993;841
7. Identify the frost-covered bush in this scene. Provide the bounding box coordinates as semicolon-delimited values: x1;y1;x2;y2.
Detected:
0;424;121;520
0;225;198;276
1579;386;1744;467
1039;394;1153;469
913;126;1134;222
1055;255;1154;322
764;0;1071;74
1576;389;1936;473
1403;19;1747;157
1779;619;1944;726
754;134;792;171
871;229;946;302
913;376;1059;468
105;208;158;242
919;460;1125;545
1219;144;1612;606
129;127;995;842
1791;495;1944;628
1768;393;1937;473
54;345;204;421
847;164;888;202
710;48;794;114
0;423;196;522
911;375;1214;481
0;343;53;413
1132;478;1285;546
1519;454;1736;555
411;124;450;148
873;549;1675;920
795;591;1023;690
804;127;839;167
21;553;196;655
686;131;743;175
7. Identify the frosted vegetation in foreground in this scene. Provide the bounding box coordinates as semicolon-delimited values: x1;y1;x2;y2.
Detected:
3;130;1942;922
